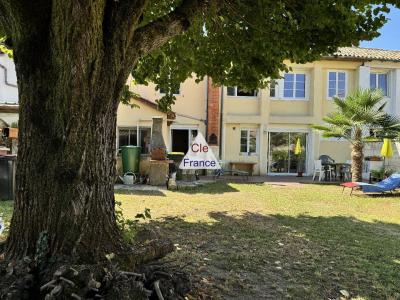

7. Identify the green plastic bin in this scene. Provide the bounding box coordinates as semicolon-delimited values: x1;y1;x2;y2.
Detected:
121;146;141;174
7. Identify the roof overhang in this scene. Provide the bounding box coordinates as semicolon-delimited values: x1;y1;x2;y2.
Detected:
132;97;176;124
0;104;19;113
322;55;400;63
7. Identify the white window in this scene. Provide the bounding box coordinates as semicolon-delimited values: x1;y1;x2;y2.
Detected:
118;127;151;154
328;71;347;98
227;86;258;97
370;73;388;96
283;73;306;99
240;129;258;154
270;72;309;100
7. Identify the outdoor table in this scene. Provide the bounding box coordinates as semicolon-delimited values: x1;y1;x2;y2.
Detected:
335;163;351;181
324;163;351;181
341;182;358;196
229;162;257;176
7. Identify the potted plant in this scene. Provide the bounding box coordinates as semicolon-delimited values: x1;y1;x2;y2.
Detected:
297;152;305;177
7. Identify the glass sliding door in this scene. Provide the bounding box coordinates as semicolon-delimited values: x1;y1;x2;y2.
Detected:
269;132;290;173
268;132;307;174
288;133;307;174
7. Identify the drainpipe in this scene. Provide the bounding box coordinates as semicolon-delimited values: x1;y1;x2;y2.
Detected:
0;63;18;87
205;76;209;142
219;85;224;160
137;120;140;146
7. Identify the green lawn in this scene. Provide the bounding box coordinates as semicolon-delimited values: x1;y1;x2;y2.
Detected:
117;183;400;299
2;183;400;299
0;201;13;243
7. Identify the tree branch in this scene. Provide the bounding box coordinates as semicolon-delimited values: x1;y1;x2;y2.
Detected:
103;0;149;49
0;1;14;36
0;0;52;45
132;0;223;57
105;0;223;108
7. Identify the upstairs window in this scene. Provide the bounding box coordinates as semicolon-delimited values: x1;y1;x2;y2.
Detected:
240;129;258;154
159;84;181;95
370;73;388;96
227;86;258;97
283;73;306;99
328;71;346;98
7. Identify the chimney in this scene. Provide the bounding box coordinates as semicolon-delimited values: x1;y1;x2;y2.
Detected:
207;78;221;145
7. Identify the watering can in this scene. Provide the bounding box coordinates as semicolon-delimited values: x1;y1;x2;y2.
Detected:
119;172;136;185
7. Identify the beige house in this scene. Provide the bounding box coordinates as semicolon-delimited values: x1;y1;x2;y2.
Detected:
118;47;400;176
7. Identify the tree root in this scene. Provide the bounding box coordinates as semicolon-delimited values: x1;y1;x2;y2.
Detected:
153;280;164;300
131;238;175;266
0;235;191;300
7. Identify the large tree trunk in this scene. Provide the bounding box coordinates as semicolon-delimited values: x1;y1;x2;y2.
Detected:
5;2;133;262
6;57;124;262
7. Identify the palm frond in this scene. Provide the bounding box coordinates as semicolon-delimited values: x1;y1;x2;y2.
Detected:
312;88;400;143
323;113;353;127
321;131;346;139
311;125;331;131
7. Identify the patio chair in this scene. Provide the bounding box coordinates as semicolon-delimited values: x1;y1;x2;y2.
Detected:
342;160;352;181
319;155;335;165
342;173;400;194
312;160;334;181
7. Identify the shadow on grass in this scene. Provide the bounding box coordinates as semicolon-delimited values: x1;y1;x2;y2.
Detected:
142;211;400;299
354;191;400;198
178;182;240;195
114;189;167;197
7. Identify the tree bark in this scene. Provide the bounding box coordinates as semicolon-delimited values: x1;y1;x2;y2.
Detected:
351;129;364;182
7;40;121;262
4;1;133;262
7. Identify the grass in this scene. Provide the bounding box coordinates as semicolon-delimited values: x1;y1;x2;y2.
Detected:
2;183;400;299
116;183;400;299
0;201;13;243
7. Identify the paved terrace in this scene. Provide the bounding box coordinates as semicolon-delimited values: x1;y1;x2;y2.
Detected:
114;175;336;192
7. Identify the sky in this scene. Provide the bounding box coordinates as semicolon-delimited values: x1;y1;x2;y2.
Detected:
360;6;400;50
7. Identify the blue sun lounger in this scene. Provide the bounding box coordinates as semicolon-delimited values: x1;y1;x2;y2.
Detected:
356;173;400;193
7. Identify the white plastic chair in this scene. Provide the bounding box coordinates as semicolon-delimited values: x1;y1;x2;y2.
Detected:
343;160;352;181
312;160;334;181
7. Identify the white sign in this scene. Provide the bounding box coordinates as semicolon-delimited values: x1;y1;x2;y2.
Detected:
179;133;221;170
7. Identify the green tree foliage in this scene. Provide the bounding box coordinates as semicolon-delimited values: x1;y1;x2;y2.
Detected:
312;89;400;181
132;0;392;109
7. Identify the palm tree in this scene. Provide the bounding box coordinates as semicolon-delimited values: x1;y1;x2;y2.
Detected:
312;89;400;182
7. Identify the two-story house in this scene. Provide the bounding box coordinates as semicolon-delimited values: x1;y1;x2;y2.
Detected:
0;51;18;127
3;47;400;175
118;47;400;176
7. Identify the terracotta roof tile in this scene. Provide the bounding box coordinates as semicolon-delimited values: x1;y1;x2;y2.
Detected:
331;47;400;62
